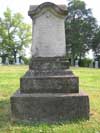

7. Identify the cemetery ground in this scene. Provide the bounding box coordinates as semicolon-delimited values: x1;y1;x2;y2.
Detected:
0;65;100;133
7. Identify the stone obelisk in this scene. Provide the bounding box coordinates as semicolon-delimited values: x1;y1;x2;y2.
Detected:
10;2;89;123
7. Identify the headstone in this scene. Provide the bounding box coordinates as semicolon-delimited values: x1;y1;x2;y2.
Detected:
89;61;93;68
10;2;89;123
95;61;98;68
0;57;2;65
21;59;24;64
5;57;9;65
75;60;79;67
16;57;20;65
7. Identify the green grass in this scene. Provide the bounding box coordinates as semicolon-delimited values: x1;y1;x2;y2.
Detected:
0;65;100;133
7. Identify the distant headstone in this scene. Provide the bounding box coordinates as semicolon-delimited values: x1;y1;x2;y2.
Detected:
75;60;79;67
16;57;20;65
21;59;24;64
0;57;2;65
5;57;9;65
95;61;99;68
89;61;93;68
11;2;89;123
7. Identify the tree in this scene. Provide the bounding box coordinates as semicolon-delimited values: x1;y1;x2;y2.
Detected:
0;8;31;64
65;0;97;65
92;27;100;58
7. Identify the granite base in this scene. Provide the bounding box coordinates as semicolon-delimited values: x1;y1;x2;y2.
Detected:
10;90;89;123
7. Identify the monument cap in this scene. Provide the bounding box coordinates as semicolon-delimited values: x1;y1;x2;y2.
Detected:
28;2;67;18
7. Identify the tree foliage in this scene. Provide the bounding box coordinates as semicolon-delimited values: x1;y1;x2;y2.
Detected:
65;0;97;64
92;27;100;58
0;8;31;63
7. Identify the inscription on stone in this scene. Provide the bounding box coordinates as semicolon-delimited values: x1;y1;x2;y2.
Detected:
32;11;66;57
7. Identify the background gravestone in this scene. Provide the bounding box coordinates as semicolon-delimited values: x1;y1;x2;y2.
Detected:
5;57;9;65
0;57;2;65
75;59;79;67
16;57;20;65
10;2;89;123
95;60;99;68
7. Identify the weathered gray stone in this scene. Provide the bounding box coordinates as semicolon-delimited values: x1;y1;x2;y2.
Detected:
5;57;9;65
11;90;89;123
0;57;2;65
75;60;79;67
95;61;99;68
10;2;90;123
16;57;20;65
28;3;67;57
23;69;73;77
29;57;69;70
20;75;79;93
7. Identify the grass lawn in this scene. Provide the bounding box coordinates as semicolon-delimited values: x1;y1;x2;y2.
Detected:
0;65;100;133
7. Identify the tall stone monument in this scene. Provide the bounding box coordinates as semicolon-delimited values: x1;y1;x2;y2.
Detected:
10;2;89;123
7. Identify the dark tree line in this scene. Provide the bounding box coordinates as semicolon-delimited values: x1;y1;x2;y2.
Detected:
65;0;100;65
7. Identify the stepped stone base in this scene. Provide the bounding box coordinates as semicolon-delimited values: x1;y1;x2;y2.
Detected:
20;73;79;93
29;57;69;70
10;90;89;123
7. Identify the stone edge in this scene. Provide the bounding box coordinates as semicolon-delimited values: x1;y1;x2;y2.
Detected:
28;2;67;18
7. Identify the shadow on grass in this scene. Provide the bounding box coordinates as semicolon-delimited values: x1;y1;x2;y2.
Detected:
12;117;88;128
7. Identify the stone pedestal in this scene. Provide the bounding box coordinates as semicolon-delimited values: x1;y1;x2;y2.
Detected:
11;58;89;122
10;2;89;123
11;91;89;123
